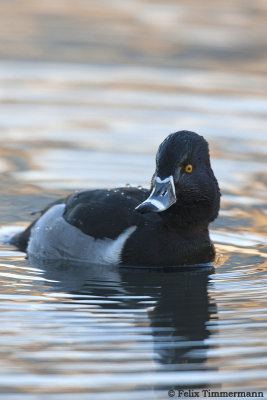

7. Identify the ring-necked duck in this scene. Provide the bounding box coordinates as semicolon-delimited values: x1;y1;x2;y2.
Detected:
11;130;220;267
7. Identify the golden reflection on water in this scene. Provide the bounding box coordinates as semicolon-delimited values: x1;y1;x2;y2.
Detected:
216;244;267;260
1;0;267;75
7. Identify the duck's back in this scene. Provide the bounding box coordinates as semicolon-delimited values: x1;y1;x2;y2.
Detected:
63;187;148;239
12;187;153;263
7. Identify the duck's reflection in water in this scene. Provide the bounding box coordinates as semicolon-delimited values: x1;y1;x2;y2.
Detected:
29;257;217;388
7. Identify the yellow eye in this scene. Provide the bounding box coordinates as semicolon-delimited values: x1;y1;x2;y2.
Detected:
185;164;193;173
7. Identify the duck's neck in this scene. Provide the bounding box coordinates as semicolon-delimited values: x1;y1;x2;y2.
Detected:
159;204;216;266
161;200;217;231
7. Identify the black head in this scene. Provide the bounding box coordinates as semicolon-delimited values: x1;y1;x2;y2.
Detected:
136;130;220;226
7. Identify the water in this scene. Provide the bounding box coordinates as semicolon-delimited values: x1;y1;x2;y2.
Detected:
0;1;267;399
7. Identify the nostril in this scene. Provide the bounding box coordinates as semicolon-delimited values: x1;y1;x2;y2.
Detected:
161;190;167;196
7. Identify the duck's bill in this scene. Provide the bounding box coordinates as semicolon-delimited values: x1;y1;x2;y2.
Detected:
135;176;176;214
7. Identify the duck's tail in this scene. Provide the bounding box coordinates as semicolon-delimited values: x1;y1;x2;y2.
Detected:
0;225;26;245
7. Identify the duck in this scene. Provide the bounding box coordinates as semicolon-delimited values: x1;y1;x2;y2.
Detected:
11;130;220;267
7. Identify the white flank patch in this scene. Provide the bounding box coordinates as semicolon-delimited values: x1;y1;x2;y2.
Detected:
103;226;137;264
27;204;136;265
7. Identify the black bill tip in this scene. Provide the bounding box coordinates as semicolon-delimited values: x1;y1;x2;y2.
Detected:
135;201;159;214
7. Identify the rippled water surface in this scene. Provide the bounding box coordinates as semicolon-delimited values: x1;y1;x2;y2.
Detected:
0;1;267;399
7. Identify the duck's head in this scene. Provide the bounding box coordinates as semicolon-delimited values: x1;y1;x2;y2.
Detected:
135;130;220;225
